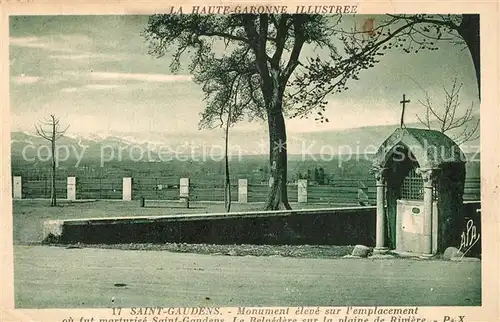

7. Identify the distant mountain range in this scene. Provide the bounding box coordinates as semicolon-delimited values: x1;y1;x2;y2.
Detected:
10;121;480;165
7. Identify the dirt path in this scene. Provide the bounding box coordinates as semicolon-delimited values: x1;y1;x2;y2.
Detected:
14;246;481;308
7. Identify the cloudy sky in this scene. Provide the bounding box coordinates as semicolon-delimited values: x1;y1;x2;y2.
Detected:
9;15;479;139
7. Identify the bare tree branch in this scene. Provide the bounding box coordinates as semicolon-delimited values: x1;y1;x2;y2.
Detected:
417;78;479;144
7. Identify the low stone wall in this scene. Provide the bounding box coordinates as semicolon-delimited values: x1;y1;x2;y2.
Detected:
42;202;481;253
42;207;377;246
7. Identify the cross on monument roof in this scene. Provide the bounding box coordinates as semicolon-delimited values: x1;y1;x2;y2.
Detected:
400;94;410;128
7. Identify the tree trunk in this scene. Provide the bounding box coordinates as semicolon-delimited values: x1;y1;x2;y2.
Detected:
458;14;480;98
264;105;292;210
224;107;232;213
263;70;292;211
224;160;231;212
51;137;57;207
224;129;231;213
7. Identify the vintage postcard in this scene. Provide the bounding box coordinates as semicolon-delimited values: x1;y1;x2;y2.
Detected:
1;0;498;322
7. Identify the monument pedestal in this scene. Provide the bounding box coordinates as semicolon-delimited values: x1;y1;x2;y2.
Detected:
372;246;389;255
418;254;436;260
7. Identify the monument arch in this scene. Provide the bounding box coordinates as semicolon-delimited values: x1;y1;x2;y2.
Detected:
371;127;466;256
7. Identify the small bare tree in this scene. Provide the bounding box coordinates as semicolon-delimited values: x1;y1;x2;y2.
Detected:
197;55;256;212
416;78;479;145
35;115;69;206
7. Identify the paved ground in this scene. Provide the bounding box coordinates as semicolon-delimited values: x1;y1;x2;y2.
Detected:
13;200;355;244
14;245;481;308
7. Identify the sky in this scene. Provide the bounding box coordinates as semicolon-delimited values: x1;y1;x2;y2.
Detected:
9;15;480;139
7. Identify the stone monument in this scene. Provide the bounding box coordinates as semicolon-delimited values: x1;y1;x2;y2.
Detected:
371;127;466;256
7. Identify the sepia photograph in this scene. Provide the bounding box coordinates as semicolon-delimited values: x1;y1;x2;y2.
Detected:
1;2;497;321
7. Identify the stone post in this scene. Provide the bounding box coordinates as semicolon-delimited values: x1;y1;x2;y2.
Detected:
268;161;276;187
298;179;308;203
238;179;247;203
420;168;438;256
67;176;76;201
122;177;132;201
180;178;189;198
13;176;22;199
372;167;388;254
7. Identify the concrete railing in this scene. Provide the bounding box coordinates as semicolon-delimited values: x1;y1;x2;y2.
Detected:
11;175;481;203
12;176;313;203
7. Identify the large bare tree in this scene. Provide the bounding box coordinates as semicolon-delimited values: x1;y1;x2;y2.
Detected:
34;115;69;206
144;14;479;210
144;14;377;210
416;78;479;145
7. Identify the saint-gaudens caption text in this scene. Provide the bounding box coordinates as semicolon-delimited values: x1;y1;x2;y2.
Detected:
60;306;466;322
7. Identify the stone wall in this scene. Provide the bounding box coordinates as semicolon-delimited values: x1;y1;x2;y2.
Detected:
42;202;481;256
43;207;377;246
